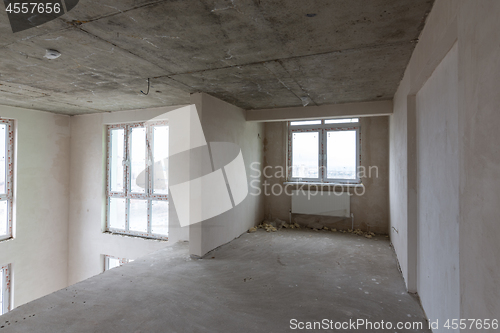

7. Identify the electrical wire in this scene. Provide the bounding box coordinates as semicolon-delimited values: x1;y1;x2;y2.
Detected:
141;78;150;95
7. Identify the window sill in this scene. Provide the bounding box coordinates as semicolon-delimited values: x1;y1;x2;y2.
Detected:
104;231;168;241
283;181;364;188
0;237;14;244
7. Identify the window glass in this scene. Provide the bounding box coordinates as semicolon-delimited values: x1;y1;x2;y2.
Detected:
130;127;146;194
326;130;357;179
0;269;3;315
152;200;168;236
291;132;319;179
0;201;8;237
0;125;6;195
109;129;124;192
0;120;12;241
129;199;148;233
0;266;8;316
290;120;321;126
107;123;169;239
153;126;169;194
107;257;120;270
325;118;359;124
109;198;126;230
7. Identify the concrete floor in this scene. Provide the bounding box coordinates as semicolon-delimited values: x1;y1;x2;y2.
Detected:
0;229;430;332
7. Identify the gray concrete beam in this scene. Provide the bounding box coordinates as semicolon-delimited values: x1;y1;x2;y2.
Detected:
246;100;393;122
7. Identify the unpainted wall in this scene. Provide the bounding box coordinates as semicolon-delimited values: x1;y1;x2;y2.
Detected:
389;0;500;324
458;0;500;321
67;106;188;285
264;116;389;234
189;93;265;257
416;43;460;327
0;105;70;308
389;66;409;283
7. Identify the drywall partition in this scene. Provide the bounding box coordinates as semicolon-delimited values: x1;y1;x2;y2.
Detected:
390;0;459;295
458;0;500;321
416;43;459;327
264;116;389;234
0;105;70;308
390;0;500;325
68;106;189;285
389;68;409;286
189;93;264;257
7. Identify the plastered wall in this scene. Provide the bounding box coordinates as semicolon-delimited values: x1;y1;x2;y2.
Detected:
189;93;265;257
389;0;500;324
416;43;460;327
0;97;264;299
0;105;70;308
67;106;189;285
263;116;389;234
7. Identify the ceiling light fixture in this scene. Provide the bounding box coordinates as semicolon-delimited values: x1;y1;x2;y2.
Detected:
44;49;61;60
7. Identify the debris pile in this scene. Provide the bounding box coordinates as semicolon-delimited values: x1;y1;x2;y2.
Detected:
259;223;277;232
248;220;379;239
282;222;301;229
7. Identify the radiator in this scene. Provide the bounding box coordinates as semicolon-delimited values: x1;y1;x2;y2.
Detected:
291;190;350;217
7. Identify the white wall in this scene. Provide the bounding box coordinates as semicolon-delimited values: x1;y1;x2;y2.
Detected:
389;67;409;284
67;106;188;285
0;98;262;293
416;43;459;328
189;93;265;257
458;0;500;321
0;105;70;308
390;0;500;325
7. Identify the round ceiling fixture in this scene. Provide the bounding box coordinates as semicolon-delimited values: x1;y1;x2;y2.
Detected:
44;49;61;60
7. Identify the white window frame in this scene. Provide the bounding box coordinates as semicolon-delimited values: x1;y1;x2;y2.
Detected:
0;264;11;316
106;121;169;239
104;255;130;271
0;119;14;242
288;118;361;183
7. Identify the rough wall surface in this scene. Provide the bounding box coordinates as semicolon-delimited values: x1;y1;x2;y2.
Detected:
0;106;70;307
263;116;389;234
67;107;186;285
416;43;459;328
389;0;500;324
389;67;409;283
189;93;265;257
458;0;500;321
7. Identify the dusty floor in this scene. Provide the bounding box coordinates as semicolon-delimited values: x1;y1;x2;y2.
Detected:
0;229;430;332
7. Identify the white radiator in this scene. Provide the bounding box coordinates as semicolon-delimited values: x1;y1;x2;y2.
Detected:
291;190;350;217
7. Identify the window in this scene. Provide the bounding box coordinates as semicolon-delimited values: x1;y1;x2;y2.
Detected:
0;264;11;316
0;119;13;242
106;122;169;239
288;118;360;183
104;255;132;271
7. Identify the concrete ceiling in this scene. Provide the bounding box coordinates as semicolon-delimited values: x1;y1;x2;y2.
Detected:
0;0;434;115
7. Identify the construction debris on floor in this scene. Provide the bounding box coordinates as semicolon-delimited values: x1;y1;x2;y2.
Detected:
250;218;380;239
